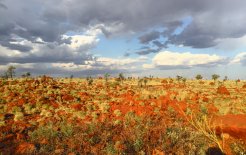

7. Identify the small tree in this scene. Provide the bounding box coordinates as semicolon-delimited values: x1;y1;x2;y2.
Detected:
86;76;93;86
149;75;154;80
138;79;143;87
176;75;183;83
195;74;203;80
3;72;9;79
26;72;31;77
104;73;110;84
212;74;220;82
7;66;16;79
70;74;74;80
182;77;187;84
223;76;228;81
22;72;31;78
118;73;125;83
143;77;148;87
235;79;240;86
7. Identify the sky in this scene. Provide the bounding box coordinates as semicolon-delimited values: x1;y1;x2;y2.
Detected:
1;0;246;79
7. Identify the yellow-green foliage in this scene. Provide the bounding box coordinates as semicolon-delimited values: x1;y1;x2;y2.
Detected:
14;111;24;121
99;102;110;113
113;109;122;117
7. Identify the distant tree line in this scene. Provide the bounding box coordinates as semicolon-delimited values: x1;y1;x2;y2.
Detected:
0;66;31;79
0;66;237;85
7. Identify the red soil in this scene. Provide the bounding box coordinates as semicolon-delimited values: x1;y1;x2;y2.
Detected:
161;79;168;84
242;84;246;88
15;142;36;154
217;86;230;95
212;114;246;140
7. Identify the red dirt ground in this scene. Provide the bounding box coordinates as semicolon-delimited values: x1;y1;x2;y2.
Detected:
212;114;246;140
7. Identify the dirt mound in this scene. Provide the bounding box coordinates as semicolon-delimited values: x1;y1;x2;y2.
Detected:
212;114;246;140
199;81;205;84
209;82;215;86
161;79;168;84
242;84;246;88
217;86;230;95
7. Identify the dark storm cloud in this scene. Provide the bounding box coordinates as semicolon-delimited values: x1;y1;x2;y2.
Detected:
0;23;14;36
2;0;246;49
0;0;71;50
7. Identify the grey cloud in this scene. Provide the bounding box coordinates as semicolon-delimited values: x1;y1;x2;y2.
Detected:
241;59;246;66
0;41;33;52
58;37;72;45
0;23;15;36
137;21;182;54
0;0;71;50
0;53;93;65
1;0;246;74
167;1;246;48
0;0;199;48
2;0;246;49
0;4;7;9
0;42;94;65
138;31;161;44
197;58;230;67
169;33;217;48
156;65;190;70
152;40;167;49
124;52;130;57
241;60;246;66
136;48;159;55
234;54;246;66
168;22;220;48
162;21;183;37
135;40;166;55
0;0;7;10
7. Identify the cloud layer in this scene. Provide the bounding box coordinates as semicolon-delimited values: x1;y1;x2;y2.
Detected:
231;52;246;65
1;0;246;50
1;0;246;76
143;51;229;69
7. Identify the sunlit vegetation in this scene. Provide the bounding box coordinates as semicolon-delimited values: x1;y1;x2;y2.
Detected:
0;74;245;154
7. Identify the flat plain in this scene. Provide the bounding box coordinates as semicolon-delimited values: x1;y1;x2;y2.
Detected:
0;76;245;154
